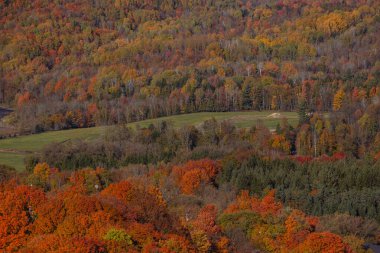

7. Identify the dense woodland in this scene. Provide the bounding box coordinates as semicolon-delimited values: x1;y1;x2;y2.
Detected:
1;0;380;252
0;0;379;130
1;0;380;157
1;157;379;252
0;118;377;252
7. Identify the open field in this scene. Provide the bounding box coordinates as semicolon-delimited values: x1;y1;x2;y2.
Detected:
0;111;297;171
0;152;26;171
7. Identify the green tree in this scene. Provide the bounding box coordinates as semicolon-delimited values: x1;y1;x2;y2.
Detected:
298;100;309;125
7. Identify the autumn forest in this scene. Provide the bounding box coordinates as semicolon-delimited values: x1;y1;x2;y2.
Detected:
0;0;380;252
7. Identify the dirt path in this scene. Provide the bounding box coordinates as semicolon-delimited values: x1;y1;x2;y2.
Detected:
0;148;38;155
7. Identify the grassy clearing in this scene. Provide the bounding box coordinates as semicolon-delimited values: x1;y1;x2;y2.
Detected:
0;111;298;171
0;152;26;172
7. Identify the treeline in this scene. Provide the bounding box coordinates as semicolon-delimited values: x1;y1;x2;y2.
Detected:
31;97;380;171
218;154;380;222
0;0;379;132
35;119;245;170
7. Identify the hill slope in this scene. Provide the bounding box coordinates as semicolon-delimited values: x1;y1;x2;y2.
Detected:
0;0;379;133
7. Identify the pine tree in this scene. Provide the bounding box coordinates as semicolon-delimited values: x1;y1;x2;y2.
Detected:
241;83;252;110
253;85;263;111
298;100;309;125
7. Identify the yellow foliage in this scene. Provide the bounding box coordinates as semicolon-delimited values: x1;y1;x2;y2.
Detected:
316;12;348;36
33;162;50;181
190;229;211;253
333;89;345;111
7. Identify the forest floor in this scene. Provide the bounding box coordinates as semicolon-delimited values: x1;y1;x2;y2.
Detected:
0;111;298;171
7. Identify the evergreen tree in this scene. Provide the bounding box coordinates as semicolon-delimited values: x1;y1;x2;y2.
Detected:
252;85;263;111
298;100;309;125
241;83;252;110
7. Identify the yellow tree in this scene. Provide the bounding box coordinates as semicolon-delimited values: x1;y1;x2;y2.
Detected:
333;89;345;111
316;12;348;37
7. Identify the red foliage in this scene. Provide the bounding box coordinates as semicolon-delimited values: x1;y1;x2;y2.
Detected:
317;152;347;162
293;155;313;164
331;152;346;160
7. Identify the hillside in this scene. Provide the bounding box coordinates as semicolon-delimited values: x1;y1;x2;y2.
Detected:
1;0;379;165
0;0;379;133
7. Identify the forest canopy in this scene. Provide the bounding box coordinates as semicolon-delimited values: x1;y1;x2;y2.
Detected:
0;1;380;252
0;0;379;134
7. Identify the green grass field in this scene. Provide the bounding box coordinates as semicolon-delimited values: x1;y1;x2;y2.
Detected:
0;111;298;171
0;152;26;171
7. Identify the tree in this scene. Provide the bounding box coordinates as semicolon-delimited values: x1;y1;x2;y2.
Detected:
298;100;309;125
104;228;133;251
333;89;345;111
0;185;45;251
192;205;220;236
172;159;221;195
190;229;211;253
297;232;353;252
270;134;291;154
33;162;50;182
241;82;252;109
316;12;348;37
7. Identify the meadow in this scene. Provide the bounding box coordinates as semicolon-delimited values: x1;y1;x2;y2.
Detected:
0;111;297;171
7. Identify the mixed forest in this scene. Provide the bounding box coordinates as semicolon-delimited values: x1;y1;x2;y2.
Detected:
1;0;380;252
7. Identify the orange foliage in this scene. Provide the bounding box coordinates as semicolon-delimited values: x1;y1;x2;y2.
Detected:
0;184;45;251
32;197;66;234
23;234;106;253
297;232;353;253
282;210;313;249
172;159;221;194
126;222;161;246
224;190;251;212
54;79;65;93
216;236;230;253
256;190;283;216
4;176;182;252
17;91;31;108
101;180;174;231
192;205;220;236
225;190;282;217
100;180;134;204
